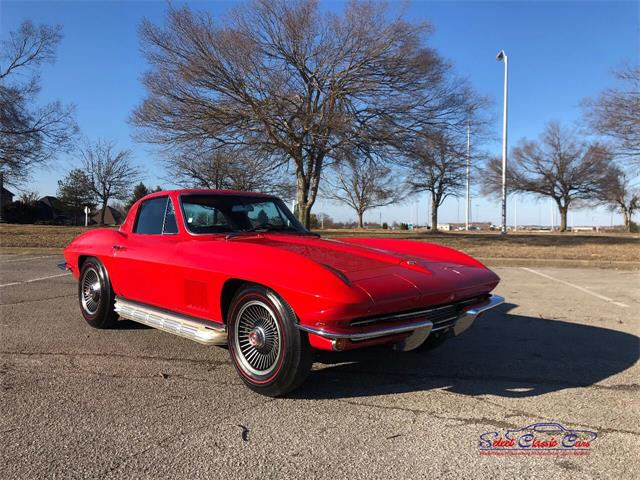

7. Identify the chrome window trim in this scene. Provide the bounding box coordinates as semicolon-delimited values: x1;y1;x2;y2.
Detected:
177;192;307;237
161;196;179;235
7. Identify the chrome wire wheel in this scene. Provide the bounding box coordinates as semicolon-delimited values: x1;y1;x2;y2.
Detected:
81;267;102;315
233;300;282;377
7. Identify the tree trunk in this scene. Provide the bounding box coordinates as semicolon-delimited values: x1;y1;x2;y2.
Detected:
301;204;311;229
295;168;321;230
558;204;568;232
623;208;631;232
295;171;310;228
430;194;438;231
100;198;107;225
357;212;364;229
0;172;4;223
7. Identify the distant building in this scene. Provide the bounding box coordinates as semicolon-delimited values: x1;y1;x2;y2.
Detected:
35;196;67;224
0;187;15;222
1;187;14;207
437;222;492;231
92;206;125;225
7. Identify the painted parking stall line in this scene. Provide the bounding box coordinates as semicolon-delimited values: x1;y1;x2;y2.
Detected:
0;272;71;288
0;255;57;264
521;267;630;309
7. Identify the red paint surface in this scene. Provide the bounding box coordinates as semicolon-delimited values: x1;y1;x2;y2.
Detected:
64;190;500;350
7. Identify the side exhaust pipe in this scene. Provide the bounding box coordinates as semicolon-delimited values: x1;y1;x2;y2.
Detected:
114;298;227;346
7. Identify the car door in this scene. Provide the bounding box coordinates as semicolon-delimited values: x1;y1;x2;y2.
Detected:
111;195;179;309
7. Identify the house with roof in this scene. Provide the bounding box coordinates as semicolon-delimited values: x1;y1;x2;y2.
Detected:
92;206;125;225
1;187;14;207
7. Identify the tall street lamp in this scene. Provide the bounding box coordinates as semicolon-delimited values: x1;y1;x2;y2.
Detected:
496;49;508;234
465;120;471;231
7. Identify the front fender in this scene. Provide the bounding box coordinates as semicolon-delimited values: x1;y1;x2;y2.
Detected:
175;239;375;327
63;228;125;279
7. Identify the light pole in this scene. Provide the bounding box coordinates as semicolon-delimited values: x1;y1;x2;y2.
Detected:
497;49;508;235
465;120;471;231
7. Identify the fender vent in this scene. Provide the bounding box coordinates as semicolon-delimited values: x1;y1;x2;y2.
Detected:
184;280;208;310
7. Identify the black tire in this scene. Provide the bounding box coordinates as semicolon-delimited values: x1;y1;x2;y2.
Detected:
413;330;450;352
227;284;313;397
78;257;118;329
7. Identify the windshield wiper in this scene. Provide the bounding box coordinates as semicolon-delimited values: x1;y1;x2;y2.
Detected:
225;223;318;239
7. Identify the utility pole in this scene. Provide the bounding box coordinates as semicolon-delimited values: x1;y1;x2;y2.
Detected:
465;121;471;231
514;196;517;232
496;50;509;235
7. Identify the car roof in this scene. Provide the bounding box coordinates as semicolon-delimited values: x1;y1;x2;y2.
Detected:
143;189;276;200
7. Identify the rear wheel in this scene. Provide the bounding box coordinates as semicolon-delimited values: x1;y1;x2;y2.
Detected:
227;284;313;397
78;257;118;329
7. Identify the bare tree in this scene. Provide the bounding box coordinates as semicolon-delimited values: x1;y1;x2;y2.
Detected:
406;128;466;230
323;155;403;228
163;142;285;194
80;140;140;225
583;64;640;168
18;190;39;205
483;122;614;232
132;1;475;228
597;166;638;232
0;21;77;191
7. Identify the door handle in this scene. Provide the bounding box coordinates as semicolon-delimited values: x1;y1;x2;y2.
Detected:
112;245;125;251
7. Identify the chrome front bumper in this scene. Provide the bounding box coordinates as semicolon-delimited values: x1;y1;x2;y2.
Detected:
453;294;505;336
298;294;505;350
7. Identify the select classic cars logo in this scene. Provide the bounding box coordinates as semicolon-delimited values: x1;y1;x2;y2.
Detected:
479;422;597;456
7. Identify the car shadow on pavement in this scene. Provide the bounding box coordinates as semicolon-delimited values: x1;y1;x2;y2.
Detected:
294;303;639;400
112;319;152;330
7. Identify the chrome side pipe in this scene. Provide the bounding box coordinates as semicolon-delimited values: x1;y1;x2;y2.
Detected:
114;298;227;346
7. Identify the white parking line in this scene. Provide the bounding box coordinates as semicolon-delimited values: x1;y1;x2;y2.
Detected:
0;255;56;264
521;267;630;309
0;272;71;288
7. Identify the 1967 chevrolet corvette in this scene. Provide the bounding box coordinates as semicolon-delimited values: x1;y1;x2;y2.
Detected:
61;189;503;396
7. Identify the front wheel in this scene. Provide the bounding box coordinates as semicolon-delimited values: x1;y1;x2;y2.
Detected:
227;284;313;397
78;257;118;329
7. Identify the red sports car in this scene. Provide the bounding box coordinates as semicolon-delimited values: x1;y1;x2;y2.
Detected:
61;189;503;396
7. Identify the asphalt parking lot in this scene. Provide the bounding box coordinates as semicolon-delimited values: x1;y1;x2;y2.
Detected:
1;255;638;479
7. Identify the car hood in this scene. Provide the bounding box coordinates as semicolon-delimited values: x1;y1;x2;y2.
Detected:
231;234;500;310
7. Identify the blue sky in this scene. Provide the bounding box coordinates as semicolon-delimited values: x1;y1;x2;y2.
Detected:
1;1;638;226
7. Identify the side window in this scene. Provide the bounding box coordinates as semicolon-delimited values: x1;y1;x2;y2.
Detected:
163;200;178;234
135;197;177;235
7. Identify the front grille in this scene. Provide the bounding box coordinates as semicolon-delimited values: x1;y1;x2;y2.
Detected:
349;295;486;330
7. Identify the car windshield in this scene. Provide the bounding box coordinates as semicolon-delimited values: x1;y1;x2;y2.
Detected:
180;194;310;236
